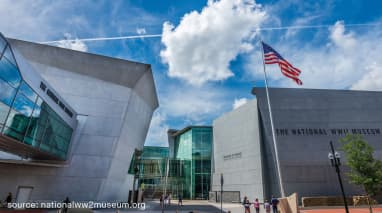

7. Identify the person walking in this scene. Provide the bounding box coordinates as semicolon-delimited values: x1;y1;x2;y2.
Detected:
168;193;171;205
5;192;12;207
271;196;279;213
178;194;183;206
164;194;168;206
160;194;164;209
62;197;70;213
243;196;251;213
253;198;260;213
264;200;271;213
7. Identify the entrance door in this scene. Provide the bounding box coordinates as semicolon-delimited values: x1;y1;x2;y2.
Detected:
15;186;33;204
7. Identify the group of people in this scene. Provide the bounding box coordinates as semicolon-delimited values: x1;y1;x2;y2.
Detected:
243;196;279;213
159;193;184;208
159;193;171;208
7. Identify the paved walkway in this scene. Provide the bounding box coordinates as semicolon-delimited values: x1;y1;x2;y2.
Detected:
94;200;227;212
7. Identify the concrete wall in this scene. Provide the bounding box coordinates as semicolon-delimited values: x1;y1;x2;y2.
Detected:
0;40;158;202
254;88;382;198
211;99;264;202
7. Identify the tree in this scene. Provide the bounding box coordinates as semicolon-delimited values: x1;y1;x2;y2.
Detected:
340;134;382;213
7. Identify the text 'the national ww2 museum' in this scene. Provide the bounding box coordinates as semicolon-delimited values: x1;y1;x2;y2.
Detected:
211;87;382;202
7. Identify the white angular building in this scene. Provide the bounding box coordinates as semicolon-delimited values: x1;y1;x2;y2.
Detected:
0;33;158;202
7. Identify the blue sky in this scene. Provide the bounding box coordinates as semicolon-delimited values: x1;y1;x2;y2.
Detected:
1;0;381;147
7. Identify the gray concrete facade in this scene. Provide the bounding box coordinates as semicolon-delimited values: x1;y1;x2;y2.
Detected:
212;88;382;202
0;39;158;201
211;100;264;202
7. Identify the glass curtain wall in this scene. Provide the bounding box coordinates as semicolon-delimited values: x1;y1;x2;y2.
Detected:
133;128;212;200
0;35;73;160
192;127;212;200
174;127;212;199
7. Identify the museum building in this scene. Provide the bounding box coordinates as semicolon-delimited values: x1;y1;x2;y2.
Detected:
211;87;382;202
0;33;158;202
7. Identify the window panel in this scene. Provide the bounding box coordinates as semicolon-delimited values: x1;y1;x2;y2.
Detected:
0;100;10;125
0;78;17;106
3;126;24;141
37;102;73;159
0;37;6;56
0;56;21;88
19;81;37;102
55;135;69;152
2;46;17;67
4;108;30;139
11;92;35;117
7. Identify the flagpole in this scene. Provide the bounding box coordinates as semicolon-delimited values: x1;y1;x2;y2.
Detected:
260;40;286;198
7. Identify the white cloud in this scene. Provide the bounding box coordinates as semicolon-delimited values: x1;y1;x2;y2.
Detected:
136;28;147;35
160;0;267;86
329;21;356;50
160;85;231;124
247;21;382;91
56;33;88;52
145;111;169;147
233;98;248;109
351;63;382;91
0;1;92;42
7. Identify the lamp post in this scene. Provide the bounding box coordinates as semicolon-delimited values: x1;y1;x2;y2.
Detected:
328;141;349;213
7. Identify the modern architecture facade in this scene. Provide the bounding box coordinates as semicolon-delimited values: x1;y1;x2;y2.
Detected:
211;99;264;201
133;146;169;198
133;126;213;200
212;87;382;202
169;126;213;200
0;33;158;202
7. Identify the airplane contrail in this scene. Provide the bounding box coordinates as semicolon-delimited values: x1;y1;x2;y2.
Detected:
40;22;381;44
40;34;162;44
258;23;380;31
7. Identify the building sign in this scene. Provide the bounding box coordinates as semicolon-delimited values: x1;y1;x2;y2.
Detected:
275;128;381;136
224;152;242;161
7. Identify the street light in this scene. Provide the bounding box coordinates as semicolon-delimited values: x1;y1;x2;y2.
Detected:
328;141;349;213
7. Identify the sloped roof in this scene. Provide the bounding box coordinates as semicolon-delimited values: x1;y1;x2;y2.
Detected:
8;38;159;109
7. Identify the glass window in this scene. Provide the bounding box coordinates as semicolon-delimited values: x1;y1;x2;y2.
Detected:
24;97;45;146
19;81;37;102
36;102;73;159
2;46;17;67
11;92;35;117
0;78;17;106
0;55;21;88
4;91;36;144
0;37;6;56
3;109;30;141
3;126;25;141
0;79;16;125
0;102;10;125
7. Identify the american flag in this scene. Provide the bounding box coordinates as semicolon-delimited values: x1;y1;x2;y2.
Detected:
262;42;303;85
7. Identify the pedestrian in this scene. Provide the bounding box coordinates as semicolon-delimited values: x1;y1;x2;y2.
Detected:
164;194;168;206
271;196;279;213
243;196;251;213
264;200;271;213
253;198;260;213
62;197;70;213
178;194;183;206
160;194;164;208
168;193;171;205
5;192;12;206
